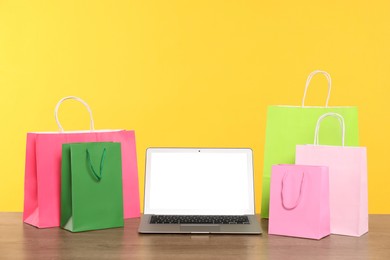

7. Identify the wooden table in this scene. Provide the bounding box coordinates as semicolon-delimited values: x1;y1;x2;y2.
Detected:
0;213;389;259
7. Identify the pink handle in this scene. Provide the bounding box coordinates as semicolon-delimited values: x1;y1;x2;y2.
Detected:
281;172;305;210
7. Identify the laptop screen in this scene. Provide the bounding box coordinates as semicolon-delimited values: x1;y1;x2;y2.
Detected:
144;148;255;215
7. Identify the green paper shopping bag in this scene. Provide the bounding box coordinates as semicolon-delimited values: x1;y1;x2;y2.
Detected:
61;142;124;232
261;70;359;218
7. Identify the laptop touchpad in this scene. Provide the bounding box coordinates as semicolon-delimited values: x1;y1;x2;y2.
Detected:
180;225;220;232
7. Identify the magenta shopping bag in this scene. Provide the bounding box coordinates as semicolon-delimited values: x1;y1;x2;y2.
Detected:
23;96;140;228
268;164;330;240
296;112;368;237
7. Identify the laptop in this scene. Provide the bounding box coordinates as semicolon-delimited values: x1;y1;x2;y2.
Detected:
138;148;262;234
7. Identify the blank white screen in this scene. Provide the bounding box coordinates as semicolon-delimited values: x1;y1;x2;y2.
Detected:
144;150;254;215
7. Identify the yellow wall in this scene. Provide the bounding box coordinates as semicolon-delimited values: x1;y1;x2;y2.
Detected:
1;1;389;213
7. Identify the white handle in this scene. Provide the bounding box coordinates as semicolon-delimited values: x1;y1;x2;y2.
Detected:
314;112;345;146
301;70;332;107
54;96;95;132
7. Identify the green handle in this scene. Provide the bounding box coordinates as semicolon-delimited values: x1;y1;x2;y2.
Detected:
86;148;106;182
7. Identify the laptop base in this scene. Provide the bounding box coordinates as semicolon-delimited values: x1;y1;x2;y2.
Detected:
139;215;262;234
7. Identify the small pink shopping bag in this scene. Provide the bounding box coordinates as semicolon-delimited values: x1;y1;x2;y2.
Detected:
23;96;140;228
296;112;368;237
268;164;330;240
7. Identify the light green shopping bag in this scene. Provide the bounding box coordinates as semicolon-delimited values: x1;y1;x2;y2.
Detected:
261;71;359;218
61;142;124;232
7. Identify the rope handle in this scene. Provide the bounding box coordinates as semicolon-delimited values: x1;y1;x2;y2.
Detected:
314;112;345;146
281;172;305;210
86;148;106;182
54;96;95;132
301;70;332;107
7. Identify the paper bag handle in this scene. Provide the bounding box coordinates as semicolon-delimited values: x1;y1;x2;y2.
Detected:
54;96;95;132
281;172;305;210
301;70;332;107
86;148;106;182
314;112;345;146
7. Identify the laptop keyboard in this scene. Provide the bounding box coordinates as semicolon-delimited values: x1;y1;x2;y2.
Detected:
150;215;250;224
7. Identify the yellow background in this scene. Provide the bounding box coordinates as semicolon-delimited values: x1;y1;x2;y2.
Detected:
0;1;389;213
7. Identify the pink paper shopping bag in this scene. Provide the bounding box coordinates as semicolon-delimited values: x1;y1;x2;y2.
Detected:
23;96;140;228
268;164;330;240
296;112;368;237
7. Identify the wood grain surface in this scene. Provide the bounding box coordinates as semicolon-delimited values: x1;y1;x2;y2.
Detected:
0;213;389;259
